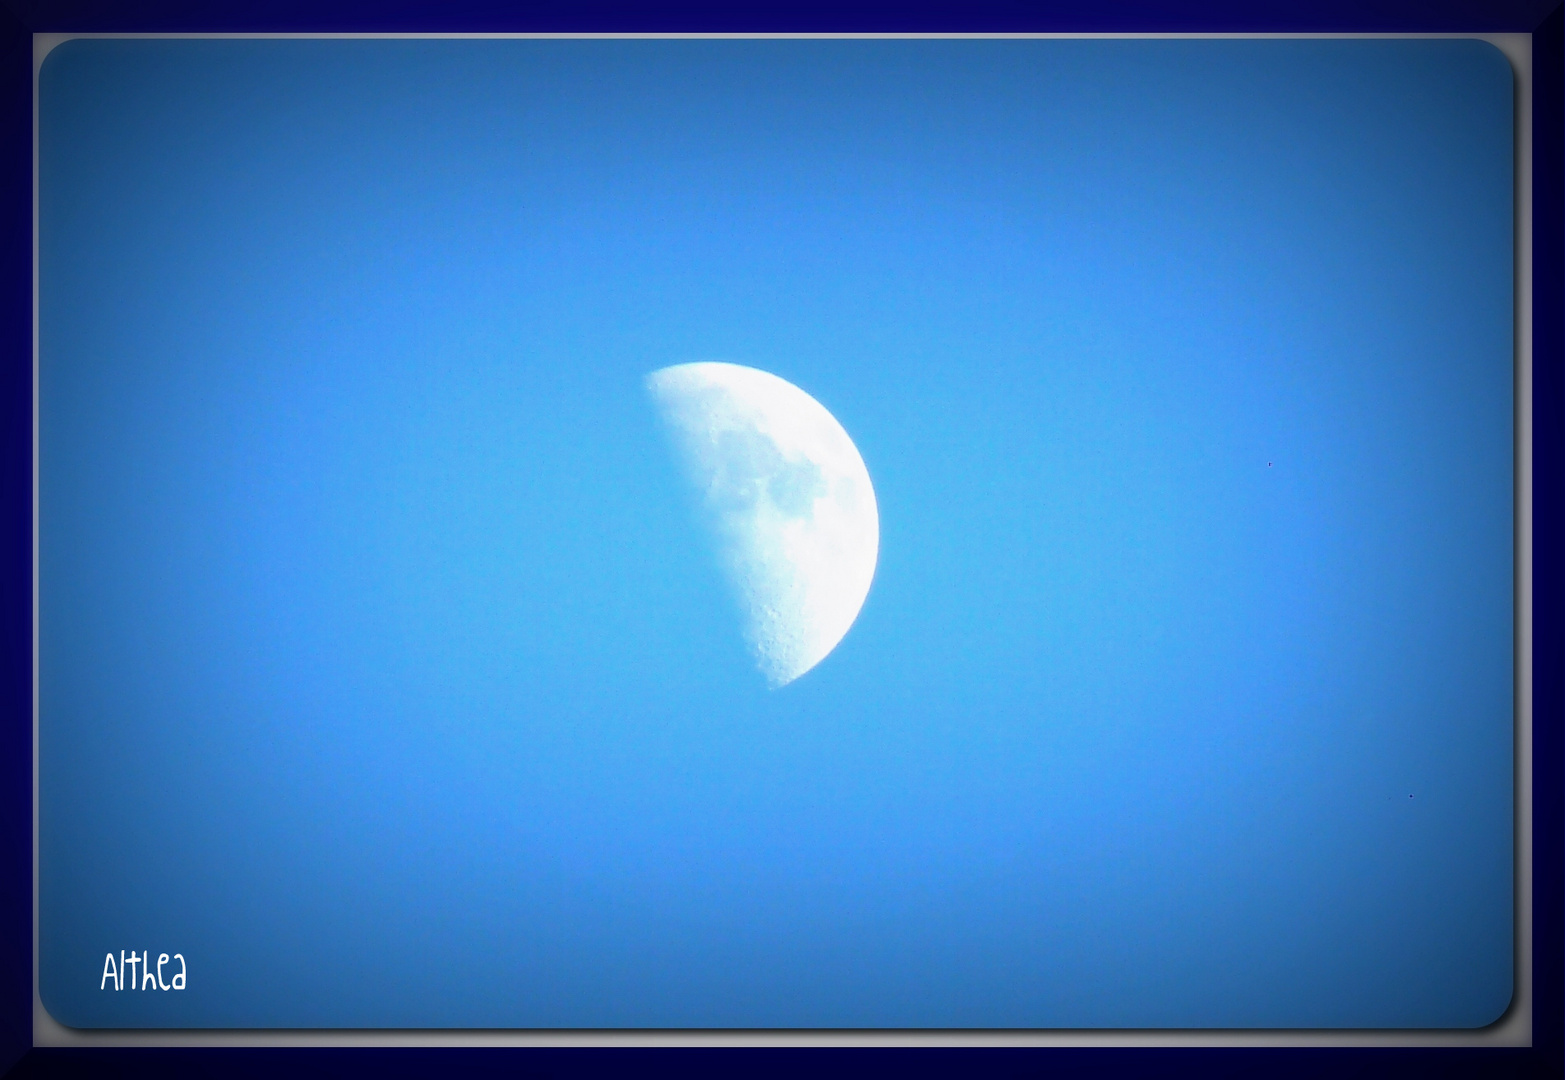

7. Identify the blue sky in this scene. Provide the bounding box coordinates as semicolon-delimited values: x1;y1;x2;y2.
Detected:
39;37;1513;1027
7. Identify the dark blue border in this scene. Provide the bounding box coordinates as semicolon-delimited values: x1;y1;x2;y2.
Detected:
2;3;1558;1077
0;0;1560;33
1528;6;1563;1080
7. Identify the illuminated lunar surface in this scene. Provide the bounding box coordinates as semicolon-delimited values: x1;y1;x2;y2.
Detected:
647;362;879;688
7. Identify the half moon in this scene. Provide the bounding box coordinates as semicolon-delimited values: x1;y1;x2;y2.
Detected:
647;362;879;688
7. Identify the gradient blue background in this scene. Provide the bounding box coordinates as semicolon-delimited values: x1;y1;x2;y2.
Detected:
37;38;1514;1028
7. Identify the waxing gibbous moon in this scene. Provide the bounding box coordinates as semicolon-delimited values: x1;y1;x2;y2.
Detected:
647;362;879;688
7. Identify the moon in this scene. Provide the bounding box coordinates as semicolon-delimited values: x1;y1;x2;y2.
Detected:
647;362;879;688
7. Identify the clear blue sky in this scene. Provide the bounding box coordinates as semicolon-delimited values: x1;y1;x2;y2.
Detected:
39;37;1514;1027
